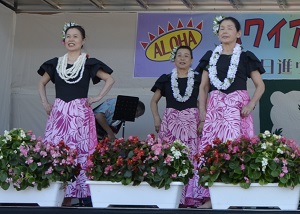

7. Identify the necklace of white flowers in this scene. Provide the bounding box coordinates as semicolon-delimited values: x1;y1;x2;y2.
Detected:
56;53;87;84
171;68;194;102
208;43;242;90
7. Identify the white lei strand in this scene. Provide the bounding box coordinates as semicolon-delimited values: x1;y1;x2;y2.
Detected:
56;53;87;84
171;68;194;102
208;43;242;90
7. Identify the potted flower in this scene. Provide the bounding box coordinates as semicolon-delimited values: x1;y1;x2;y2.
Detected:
197;130;300;210
0;128;78;206
86;134;194;208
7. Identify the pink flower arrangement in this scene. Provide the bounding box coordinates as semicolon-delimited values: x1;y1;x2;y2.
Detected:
197;131;300;189
0;128;78;191
86;134;193;189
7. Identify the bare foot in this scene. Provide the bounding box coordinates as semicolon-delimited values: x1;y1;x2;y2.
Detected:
197;199;212;209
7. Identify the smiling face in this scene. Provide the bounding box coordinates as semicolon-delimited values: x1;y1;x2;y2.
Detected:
174;47;193;70
64;28;85;51
218;19;241;45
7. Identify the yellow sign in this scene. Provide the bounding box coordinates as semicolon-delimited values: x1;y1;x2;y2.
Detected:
146;29;202;61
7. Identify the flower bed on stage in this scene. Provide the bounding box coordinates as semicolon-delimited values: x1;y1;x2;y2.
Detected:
87;134;193;189
197;130;300;209
0;128;78;206
86;134;194;207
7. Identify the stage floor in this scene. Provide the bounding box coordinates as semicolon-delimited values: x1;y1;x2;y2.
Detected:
0;206;299;214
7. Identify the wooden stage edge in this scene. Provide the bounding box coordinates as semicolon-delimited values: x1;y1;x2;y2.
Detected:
0;207;300;214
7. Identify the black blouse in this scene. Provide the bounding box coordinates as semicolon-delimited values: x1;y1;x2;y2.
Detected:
194;50;265;94
151;72;201;111
37;57;113;102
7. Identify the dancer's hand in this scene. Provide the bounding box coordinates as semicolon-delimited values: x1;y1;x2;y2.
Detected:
42;102;52;115
241;103;255;117
154;117;161;133
197;121;204;136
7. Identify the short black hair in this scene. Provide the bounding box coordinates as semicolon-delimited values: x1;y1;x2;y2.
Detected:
136;101;145;118
63;25;86;41
218;17;241;33
174;46;193;59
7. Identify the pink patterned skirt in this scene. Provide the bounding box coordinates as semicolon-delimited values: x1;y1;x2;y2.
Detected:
200;90;254;149
198;90;254;200
43;98;97;198
159;107;209;207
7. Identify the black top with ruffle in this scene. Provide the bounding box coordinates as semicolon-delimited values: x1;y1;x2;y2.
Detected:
37;57;113;102
194;50;265;94
151;72;201;111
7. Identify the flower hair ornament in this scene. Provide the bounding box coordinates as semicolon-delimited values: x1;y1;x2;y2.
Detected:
213;15;226;35
169;46;179;62
62;22;79;40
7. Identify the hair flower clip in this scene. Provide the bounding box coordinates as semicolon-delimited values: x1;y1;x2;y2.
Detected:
169;46;179;62
62;22;78;40
213;15;226;35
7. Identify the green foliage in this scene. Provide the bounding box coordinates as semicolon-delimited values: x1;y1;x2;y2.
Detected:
86;134;194;189
198;131;300;189
0;128;78;191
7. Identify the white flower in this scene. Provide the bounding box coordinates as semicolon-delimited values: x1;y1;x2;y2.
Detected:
4;130;12;141
277;148;284;154
179;169;188;177
212;15;226;35
273;134;281;139
261;143;267;149
171;68;194;102
208;43;242;90
0;156;3;159
173;139;183;145
20;129;26;138
266;141;273;146
169;46;178;62
62;22;78;39
262;157;268;166
172;150;182;159
264;130;271;137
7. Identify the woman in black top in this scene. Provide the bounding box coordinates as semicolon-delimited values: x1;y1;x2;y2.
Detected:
150;46;206;207
195;16;265;208
37;22;115;206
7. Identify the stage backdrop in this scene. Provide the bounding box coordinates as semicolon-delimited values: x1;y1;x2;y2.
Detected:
134;13;300;144
260;80;300;144
0;4;15;133
134;13;300;79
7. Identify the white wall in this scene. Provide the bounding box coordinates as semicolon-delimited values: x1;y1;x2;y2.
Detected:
9;12;260;139
0;4;15;134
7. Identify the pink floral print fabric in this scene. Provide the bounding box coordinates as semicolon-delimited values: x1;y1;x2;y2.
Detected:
200;90;254;150
158;107;209;207
43;98;97;198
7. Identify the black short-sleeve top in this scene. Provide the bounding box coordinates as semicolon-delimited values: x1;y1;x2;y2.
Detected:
194;50;265;94
151;72;201;111
37;57;113;102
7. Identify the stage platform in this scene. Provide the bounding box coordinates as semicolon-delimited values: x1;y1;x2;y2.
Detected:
0;206;300;214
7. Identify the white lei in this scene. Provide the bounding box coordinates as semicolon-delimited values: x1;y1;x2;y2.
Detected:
208;43;242;90
56;53;87;84
171;68;194;102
